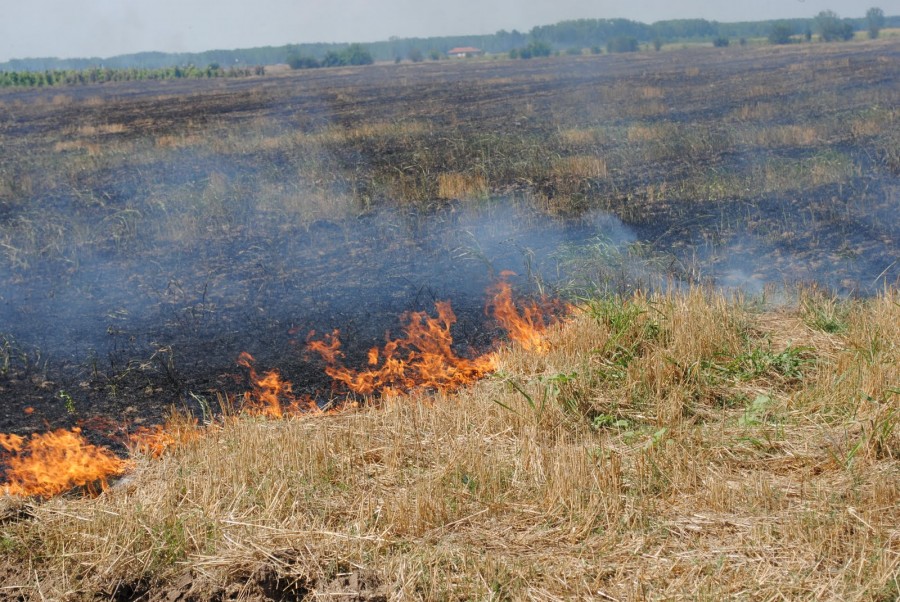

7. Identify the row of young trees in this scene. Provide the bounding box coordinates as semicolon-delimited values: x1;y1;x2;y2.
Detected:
463;8;889;60
770;9;887;44
0;65;264;88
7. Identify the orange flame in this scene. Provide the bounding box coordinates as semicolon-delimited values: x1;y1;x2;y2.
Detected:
487;273;564;353
129;420;200;458
308;301;498;396
1;428;129;498
2;276;569;500
237;352;319;417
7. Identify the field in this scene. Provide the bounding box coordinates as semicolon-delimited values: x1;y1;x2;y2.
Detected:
0;39;898;599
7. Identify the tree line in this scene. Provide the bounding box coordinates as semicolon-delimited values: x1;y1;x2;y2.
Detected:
528;9;892;50
286;44;374;69
0;65;264;89
1;8;895;82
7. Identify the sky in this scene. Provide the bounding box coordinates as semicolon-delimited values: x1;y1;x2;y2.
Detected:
1;0;896;62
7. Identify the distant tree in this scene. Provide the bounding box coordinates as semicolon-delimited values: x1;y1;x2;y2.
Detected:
816;11;855;42
428;49;441;61
867;7;886;39
287;53;320;69
713;36;730;47
607;36;639;53
513;40;553;59
653;38;663;51
565;47;582;56
769;22;795;45
590;45;603;54
322;51;345;67
526;40;553;57
343;44;374;65
408;48;424;63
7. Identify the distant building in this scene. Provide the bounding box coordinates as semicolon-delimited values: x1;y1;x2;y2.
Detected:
447;47;484;58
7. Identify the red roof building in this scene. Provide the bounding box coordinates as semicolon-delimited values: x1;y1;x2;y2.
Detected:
447;47;484;58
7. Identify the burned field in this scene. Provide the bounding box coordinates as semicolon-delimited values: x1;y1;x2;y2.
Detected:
0;39;899;601
0;40;898;437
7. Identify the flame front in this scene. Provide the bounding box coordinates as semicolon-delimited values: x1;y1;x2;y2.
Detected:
129;420;200;458
237;352;319;417
308;301;498;396
487;274;564;353
1;277;568;500
306;278;567;397
1;428;129;498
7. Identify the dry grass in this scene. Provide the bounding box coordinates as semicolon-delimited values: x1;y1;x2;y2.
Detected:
155;133;205;149
436;172;489;200
762;152;861;192
553;155;609;179
53;139;102;155
557;127;609;147
73;123;128;136
2;289;898;599
751;124;821;147
733;101;778;121
626;123;676;144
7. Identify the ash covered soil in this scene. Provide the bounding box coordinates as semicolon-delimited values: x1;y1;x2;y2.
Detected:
0;40;898;443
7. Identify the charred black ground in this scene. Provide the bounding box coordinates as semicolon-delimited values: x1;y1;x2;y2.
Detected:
0;40;897;440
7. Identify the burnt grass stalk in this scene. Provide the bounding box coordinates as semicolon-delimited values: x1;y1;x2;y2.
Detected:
0;39;898;598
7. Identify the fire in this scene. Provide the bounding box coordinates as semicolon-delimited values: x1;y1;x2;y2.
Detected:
129;419;200;459
487;272;564;353
1;428;129;498
305;275;568;397
308;301;498;396
0;275;568;500
237;352;319;417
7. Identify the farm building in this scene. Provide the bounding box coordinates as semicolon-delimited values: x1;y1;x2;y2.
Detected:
446;47;484;58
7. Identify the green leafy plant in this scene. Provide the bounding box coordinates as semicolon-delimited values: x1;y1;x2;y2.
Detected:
719;345;813;382
738;394;773;427
591;413;632;431
495;371;583;419
58;390;76;415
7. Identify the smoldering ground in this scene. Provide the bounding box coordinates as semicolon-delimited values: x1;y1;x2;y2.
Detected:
2;187;896;439
0;42;898;440
0;192;644;435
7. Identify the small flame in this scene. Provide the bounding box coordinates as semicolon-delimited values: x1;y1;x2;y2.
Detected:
1;428;129;498
487;273;564;353
237;352;319;417
129;420;200;458
305;276;568;397
308;301;497;396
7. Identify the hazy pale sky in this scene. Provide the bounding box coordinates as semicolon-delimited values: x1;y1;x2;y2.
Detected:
1;0;896;62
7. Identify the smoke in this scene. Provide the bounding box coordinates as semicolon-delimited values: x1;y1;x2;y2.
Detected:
0;186;643;424
1;64;897;437
3;176;896;429
636;181;900;299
